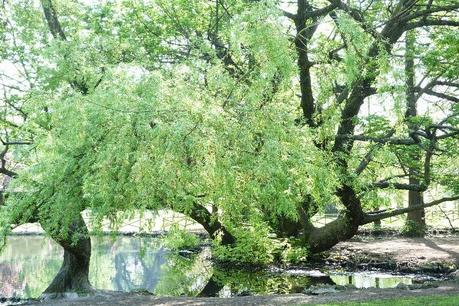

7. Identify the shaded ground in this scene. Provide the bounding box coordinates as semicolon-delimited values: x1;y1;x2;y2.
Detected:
19;236;459;305
324;236;459;273
24;282;459;305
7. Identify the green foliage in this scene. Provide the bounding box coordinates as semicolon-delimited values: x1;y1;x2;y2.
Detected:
0;0;459;263
161;224;200;250
400;220;426;238
279;243;309;265
212;223;275;266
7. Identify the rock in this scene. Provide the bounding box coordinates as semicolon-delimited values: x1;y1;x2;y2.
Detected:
396;282;409;290
63;292;80;299
344;284;357;290
285;269;327;277
334;285;347;291
407;282;439;290
449;270;459;280
130;289;154;295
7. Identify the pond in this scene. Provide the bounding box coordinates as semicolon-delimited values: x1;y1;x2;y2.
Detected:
0;235;429;300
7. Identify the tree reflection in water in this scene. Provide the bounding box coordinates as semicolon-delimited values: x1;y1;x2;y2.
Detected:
0;235;413;299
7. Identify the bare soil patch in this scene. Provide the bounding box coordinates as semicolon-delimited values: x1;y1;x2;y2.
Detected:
324;236;459;273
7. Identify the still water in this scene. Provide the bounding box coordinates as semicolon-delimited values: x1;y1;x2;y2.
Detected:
0;236;417;299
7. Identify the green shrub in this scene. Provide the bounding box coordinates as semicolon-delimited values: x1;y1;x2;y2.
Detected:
282;244;309;264
401;220;426;237
162;224;200;250
212;224;275;266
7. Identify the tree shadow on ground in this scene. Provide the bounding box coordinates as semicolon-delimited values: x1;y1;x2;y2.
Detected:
420;238;459;266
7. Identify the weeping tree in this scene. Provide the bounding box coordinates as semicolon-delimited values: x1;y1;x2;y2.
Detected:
0;0;459;296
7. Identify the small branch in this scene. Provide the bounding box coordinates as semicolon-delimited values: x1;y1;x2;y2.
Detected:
436;131;459;140
305;2;339;19
0;140;33;145
423;89;459;103
329;0;378;38
372;181;426;191
437;205;456;232
434;81;459;88
282;10;296;20
406;19;459;31
354;129;396;175
337;134;417;145
401;4;459;23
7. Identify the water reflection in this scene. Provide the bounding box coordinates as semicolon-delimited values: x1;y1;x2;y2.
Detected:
0;235;416;299
330;272;413;289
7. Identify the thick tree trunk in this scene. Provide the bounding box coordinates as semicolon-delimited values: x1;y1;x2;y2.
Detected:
276;216;302;237
307;214;359;254
41;215;93;297
198;274;223;297
403;30;426;237
305;185;363;253
405;184;426;237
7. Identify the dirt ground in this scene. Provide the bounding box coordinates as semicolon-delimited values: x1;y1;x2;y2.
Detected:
24;236;459;306
325;236;459;273
24;283;459;306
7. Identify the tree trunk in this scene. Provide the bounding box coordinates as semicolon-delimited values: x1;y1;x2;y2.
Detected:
271;196;318;238
405;184;426;237
41;214;93;297
403;30;426;237
177;202;236;245
198;274;223;297
307;215;359;254
305;185;363;253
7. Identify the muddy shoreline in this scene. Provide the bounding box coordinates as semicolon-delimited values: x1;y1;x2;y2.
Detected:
321;235;459;275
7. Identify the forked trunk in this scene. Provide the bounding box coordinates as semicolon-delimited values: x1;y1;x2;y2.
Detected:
179;202;236;245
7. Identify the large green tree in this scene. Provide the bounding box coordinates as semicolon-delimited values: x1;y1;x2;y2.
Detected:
0;0;458;295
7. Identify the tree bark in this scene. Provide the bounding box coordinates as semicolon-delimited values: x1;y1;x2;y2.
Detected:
405;187;426;235
306;185;363;253
294;0;319;127
404;30;426;237
176;202;236;245
307;215;359;253
41;214;93;297
197;274;223;297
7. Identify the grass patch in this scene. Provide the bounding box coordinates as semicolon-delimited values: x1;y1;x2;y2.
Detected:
314;294;459;306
